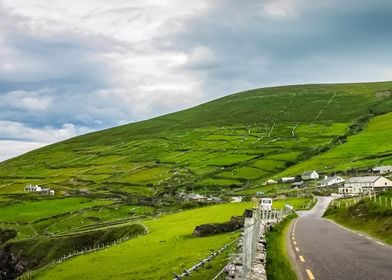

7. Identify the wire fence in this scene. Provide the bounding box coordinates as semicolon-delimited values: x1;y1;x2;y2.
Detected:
16;233;143;280
331;192;392;209
172;237;239;280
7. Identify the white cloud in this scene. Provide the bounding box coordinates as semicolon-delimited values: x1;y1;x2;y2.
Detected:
261;0;303;18
0;0;392;162
0;121;92;162
0;89;52;111
0;120;91;142
0;140;46;162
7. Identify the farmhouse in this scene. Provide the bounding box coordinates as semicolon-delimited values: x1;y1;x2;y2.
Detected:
372;165;392;175
264;179;278;185
230;196;243;203
24;185;55;195
24;185;42;192
187;193;208;202
318;176;345;187
281;177;296;183
338;176;392;195
291;181;305;189
301;170;319;180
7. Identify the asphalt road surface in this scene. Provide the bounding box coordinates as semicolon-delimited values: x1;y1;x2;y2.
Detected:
288;196;392;280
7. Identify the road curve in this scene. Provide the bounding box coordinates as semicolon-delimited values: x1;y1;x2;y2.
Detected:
288;196;392;280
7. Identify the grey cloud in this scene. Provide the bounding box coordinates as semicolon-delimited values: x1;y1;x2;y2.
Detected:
161;0;392;95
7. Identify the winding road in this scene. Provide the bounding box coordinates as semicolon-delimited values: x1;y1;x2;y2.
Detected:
288;196;392;280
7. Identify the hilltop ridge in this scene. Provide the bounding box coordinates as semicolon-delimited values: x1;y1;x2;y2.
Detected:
0;81;392;198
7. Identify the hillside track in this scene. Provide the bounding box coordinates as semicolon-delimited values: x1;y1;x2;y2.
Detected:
288;196;392;280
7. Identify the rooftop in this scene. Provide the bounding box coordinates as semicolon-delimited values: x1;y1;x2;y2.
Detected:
346;176;381;183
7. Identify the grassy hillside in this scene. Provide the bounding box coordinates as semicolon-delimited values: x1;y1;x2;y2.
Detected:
278;112;392;176
1;82;391;198
34;202;254;280
0;81;392;279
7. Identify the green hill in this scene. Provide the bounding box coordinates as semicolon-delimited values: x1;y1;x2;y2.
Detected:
1;82;392;197
1;81;392;279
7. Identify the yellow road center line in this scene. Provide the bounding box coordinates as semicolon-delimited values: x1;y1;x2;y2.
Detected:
299;255;305;262
306;269;315;280
295;247;300;252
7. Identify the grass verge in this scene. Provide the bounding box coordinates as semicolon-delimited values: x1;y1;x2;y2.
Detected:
324;196;392;245
266;214;298;280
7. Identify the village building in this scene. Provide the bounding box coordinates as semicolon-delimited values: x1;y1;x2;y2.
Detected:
24;185;55;195
291;181;305;189
230;196;243;203
372;165;392;175
207;196;222;202
281;177;296;183
338;176;392;195
24;185;42;192
301;170;319;180
186;193;208;202
318;176;345;187
264;179;278;185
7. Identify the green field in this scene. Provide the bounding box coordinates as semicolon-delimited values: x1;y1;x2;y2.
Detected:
34;202;255;280
0;197;113;222
1;82;391;196
279;112;392;175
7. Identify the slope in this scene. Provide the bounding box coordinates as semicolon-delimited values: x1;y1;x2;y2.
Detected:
0;82;392;198
278;111;392;176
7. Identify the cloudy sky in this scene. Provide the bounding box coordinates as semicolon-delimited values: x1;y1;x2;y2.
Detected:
1;0;392;161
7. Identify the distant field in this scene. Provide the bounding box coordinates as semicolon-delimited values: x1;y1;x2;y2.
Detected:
279;112;392;176
1;82;391;196
34;202;255;280
0;198;113;222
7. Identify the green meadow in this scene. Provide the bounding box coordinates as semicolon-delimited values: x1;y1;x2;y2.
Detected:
0;197;113;223
34;202;255;280
34;197;312;280
279;112;392;176
0;81;391;279
1;82;391;196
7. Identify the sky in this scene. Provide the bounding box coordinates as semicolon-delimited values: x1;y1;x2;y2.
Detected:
1;0;392;161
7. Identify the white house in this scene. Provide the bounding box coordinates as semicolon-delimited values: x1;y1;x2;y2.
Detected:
231;196;243;203
24;185;42;192
318;176;345;187
302;170;319;180
338;176;392;195
186;193;207;202
372;165;392;175
281;177;296;183
291;181;305;189
24;185;55;195
264;179;278;185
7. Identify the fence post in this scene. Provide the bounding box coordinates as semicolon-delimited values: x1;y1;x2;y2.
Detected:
242;217;254;279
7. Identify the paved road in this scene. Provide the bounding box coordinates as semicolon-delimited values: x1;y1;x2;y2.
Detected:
288;196;392;280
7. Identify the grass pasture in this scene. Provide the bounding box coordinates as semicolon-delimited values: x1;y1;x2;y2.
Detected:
34;202;255;280
1;82;391;197
0;198;113;223
279;112;392;175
